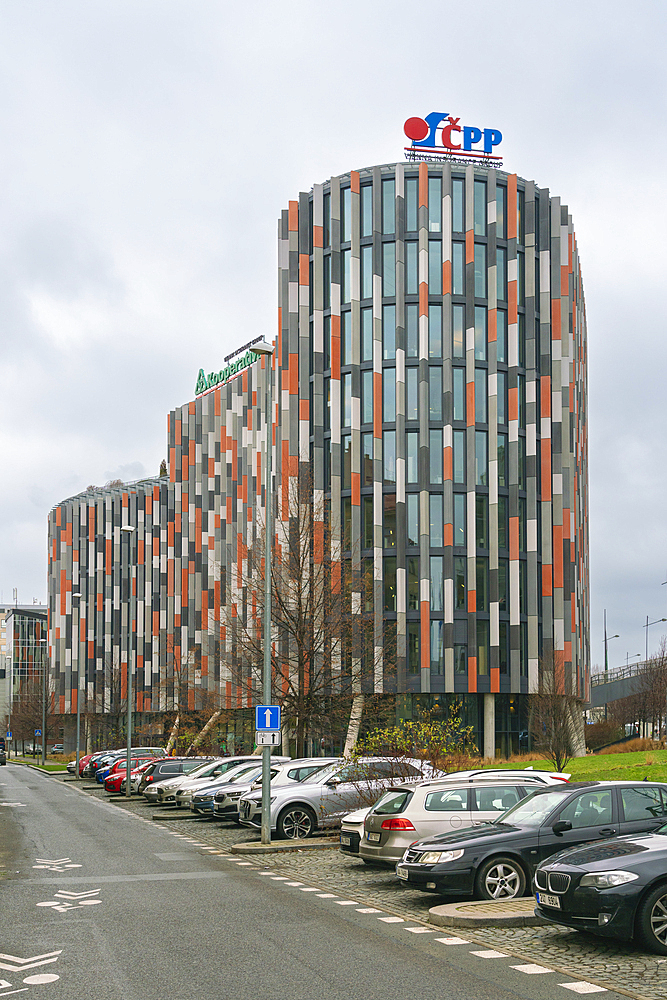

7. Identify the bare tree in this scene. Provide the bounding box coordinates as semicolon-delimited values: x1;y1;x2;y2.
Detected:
530;647;584;772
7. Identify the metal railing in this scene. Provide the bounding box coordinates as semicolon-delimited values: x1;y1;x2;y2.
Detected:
590;660;648;687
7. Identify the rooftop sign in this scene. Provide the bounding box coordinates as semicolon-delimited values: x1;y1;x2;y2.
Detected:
404;112;503;166
195;349;259;396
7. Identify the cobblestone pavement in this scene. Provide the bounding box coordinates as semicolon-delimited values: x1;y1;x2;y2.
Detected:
64;776;664;1000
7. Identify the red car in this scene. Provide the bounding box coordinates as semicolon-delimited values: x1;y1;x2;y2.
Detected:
104;757;161;793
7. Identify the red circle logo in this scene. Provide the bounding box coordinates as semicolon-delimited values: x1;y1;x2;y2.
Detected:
404;117;429;142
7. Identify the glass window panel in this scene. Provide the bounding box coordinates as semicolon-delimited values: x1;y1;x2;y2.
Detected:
430;620;444;675
429;367;442;421
343;496;352;549
383;305;396;359
407;493;419;546
453;429;466;484
477;619;489;675
384;557;397;611
383;493;396;548
342;248;351;304
428;177;442;232
363;556;374;612
453;367;465;422
518;435;526;490
430;556;444;610
407;556;419;610
430;428;443;484
452;303;465;359
496;246;506;302
342;310;351;365
361;307;373;362
383;430;396;484
362;369;373;424
383;369;396;422
519;312;526;368
496;186;506;240
497;433;507;488
361;244;373;300
363;495;373;549
429;304;442;359
475;430;487;486
517;189;525;244
452;242;464;295
361;185;373;238
429;240;442;294
454;644;467;674
324;376;331;432
323;192;330;248
474;369;487;424
499;559;508;612
499;620;508;673
406;431;419;483
324;313;331;370
341;187;351;243
452;177;464;232
323;254;331;310
454;556;466;610
407;622;419;674
498;496;508;549
406;241;418;295
475;494;488;549
362;432;373;486
496;310;507;363
429;493;444;548
382;178;395;235
497;372;506;425
473;180;486;236
474;306;487;361
519;496;526;551
518;373;525;428
342;372;352;426
406;367;419;421
342;436;352;489
454;493;465;547
476;557;488;611
518;251;525;306
383;242;395;297
521;621;528;678
474;243;486;298
406;303;418;358
323;436;331;489
520;559;527;614
405;177;418;232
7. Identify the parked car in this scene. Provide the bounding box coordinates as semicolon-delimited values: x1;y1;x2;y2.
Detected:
239;757;444;840
97;749;166;783
211;758;341;823
395;780;667;901
86;747;165;780
534;789;667;953
339;807;371;856
0;748;6;766
359;774;555;865
159;756;263;807
104;757;162;793
50;744;65;754
193;762;272;817
140;757;217;799
121;759;157;794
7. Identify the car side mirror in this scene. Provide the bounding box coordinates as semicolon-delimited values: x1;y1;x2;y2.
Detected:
325;779;340;788
552;820;572;834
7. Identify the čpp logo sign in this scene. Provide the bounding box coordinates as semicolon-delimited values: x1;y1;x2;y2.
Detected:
404;112;502;158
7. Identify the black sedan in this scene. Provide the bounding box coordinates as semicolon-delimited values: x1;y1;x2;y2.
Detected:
534;829;667;953
395;780;667;901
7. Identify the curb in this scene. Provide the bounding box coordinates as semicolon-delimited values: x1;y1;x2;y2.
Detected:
230;838;340;855
429;897;547;928
151;811;202;821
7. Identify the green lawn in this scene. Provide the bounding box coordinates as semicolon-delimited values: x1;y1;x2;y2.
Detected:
8;758;68;772
481;750;667;784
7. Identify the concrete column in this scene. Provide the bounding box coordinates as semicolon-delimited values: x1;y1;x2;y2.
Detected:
483;693;495;759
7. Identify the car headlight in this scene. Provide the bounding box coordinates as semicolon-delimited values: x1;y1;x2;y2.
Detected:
579;870;639;889
418;850;465;865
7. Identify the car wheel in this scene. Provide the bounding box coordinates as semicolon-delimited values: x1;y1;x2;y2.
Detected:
277;805;316;840
636;883;667;954
474;856;526;901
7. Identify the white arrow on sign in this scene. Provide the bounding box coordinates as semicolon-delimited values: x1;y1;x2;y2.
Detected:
263;709;272;726
0;952;61;973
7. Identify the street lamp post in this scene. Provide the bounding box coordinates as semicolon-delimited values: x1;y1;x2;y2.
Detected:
603;609;619;721
39;637;48;766
71;592;82;777
643;617;667;664
121;524;136;798
252;340;275;846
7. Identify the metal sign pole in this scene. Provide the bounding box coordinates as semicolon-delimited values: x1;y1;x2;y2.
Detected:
261;352;273;845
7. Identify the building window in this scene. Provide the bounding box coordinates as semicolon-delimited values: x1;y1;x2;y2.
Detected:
477;619;489;675
454;556;466;610
342;436;352;489
497;310;507;363
362;432;373;486
454;644;467;675
496;246;506;302
453;429;465;484
452;242;464;295
363;495;373;549
406;304;418;358
519;313;526;368
383;430;396;483
342;373;352;426
431;620;444;675
474;244;486;298
518;373;525;428
497;433;507;487
382;178;395;235
430;556;444;611
521;620;528;678
361;245;373;300
474;369;487;424
429;304;442;359
497;372;506;425
341;187;351;243
384;557;397;611
383;370;396;422
407;622;419;675
429;240;442;295
430;429;443;484
342;310;351;365
324;376;331;431
407;493;419;546
429;367;443;421
406;367;418;421
499;620;508;673
342;497;352;550
476;557;488;611
406;431;419;484
323;192;330;247
362;370;373;424
407;557;419;611
323;254;331;310
452;303;465;359
382;242;395;297
361;184;373;238
475;430;487;486
383;305;396;360
405;176;418;232
474;306;487;361
475;494;488;549
429;493;444;547
323;313;331;370
406;241;418;295
498;496;508;550
499;559;508;612
454;493;465;547
361;307;373;362
453;367;465;422
473;179;486;236
383;493;396;548
518;435;526;490
428;176;442;232
324;438;331;489
496;186;506;240
452;177;464;232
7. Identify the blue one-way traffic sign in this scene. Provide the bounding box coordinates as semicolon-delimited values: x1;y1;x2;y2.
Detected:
255;705;281;731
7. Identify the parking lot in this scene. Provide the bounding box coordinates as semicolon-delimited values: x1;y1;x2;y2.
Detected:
60;771;667;1000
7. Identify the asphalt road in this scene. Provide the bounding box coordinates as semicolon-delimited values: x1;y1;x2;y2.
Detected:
0;765;633;1000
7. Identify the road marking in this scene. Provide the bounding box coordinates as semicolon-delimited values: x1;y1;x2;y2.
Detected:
404;927;434;933
0;952;62;973
356;908;381;913
258;872;275;876
37;888;102;913
558;985;607;995
316;893;336;898
0;988;28;996
434;937;470;945
335;900;358;906
270;877;289;881
286;882;303;886
299;887;320;892
23;975;59;985
0;803;26;808
33;859;82;872
469;950;507;958
511;964;553;975
54;889;100;899
378;916;404;923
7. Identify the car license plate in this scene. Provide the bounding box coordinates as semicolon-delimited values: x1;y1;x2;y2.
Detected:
537;892;561;909
367;832;381;843
397;866;409;880
340;835;351;846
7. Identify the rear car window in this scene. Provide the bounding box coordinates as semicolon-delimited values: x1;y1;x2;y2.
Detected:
621;786;667;822
183;760;208;773
156;764;181;775
424;788;469;812
473;785;523;812
372;790;413;815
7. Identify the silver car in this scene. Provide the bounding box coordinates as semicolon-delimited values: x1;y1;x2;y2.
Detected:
358;773;565;865
191;762;270;817
238;757;442;839
209;759;330;820
157;756;262;806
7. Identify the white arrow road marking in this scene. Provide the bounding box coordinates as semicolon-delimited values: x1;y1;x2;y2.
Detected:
33;859;82;872
54;889;100;899
36;888;102;912
0;804;26;808
0;953;62;973
0;988;28;996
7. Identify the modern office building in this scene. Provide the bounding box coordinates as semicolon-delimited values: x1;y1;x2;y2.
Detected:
48;155;589;756
1;605;48;740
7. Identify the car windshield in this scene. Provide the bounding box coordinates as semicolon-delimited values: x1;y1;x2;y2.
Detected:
494;788;569;827
371;789;413;815
228;764;262;782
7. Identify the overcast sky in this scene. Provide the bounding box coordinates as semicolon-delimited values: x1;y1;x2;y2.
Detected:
1;0;666;672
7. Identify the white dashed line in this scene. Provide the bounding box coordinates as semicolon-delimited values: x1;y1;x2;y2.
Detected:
316;893;336;898
511;964;553;975
270;876;289;881
378;916;404;923
435;937;470;945
235;862;253;866
299;887;320;892
286;882;304;886
356;907;381;913
404;927;433;933
469;949;507;958
335;900;358;906
257;872;275;876
558;985;607;995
